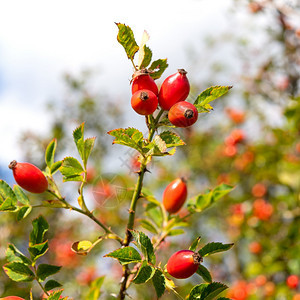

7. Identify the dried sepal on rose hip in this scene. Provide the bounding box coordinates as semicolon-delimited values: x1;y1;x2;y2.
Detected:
163;177;187;214
168;101;198;127
131;89;158;115
167;250;202;279
158;69;190;110
9;160;48;193
131;69;158;96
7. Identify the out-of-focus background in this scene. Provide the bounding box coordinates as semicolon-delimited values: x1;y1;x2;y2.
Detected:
0;0;300;299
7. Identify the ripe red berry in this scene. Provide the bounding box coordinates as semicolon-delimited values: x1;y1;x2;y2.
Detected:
253;199;273;221
9;160;48;194
287;275;299;289
167;250;201;279
249;241;262;254
158;69;190;110
131;69;158;96
163;178;187;214
131;89;158;115
168;102;198;127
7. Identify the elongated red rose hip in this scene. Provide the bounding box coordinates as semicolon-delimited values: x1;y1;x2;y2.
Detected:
131;69;158;96
9;160;48;193
163;178;187;214
167;250;202;279
158;69;190;110
168;102;198;127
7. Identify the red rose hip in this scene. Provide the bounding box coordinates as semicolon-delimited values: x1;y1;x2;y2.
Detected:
168;102;198;127
9;160;48;193
131;89;158;115
131;69;158;96
287;275;299;289
158;69;190;110
167;250;202;279
163;178;187;214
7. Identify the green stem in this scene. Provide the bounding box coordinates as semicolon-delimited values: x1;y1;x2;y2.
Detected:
33;265;49;297
148;108;165;141
78;170;89;212
123;163;146;246
45;191;123;243
130;58;138;71
118;109;165;299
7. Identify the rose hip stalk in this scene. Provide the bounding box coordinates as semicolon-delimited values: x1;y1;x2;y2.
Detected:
158;69;190;110
9;160;48;193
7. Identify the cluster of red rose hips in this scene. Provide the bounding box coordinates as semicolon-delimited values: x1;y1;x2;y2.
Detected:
227;274;300;300
131;68;198;127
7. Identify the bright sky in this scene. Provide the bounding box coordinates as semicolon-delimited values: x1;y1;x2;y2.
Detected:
0;0;234;167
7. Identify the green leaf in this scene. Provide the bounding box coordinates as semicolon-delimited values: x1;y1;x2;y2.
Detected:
50;161;62;175
131;231;156;265
30;215;49;245
13;185;30;205
159;131;185;148
73;123;85;161
37;264;61;281
217;298;232;300
47;290;63;300
71;240;93;256
28;240;49;262
84;137;96;165
140;219;158;234
45;138;57;168
0;180;17;211
189;236;202;252
188;284;209;300
3;262;35;282
196;264;212;283
137;30;152;69
115;23;139;60
104;246;142;265
139;45;152;69
152;269;166;298
194;86;232;113
45;279;63;292
16;205;32;221
212;184;235;202
145;203;163;228
6;244;31;265
149;59;168;80
198;242;234;257
167;229;185;236
200;282;228;300
187;184;234;213
108;127;144;153
145;135;176;157
133;260;155;284
60;157;84;182
141;188;161;207
85;277;105;300
0;197;18;211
